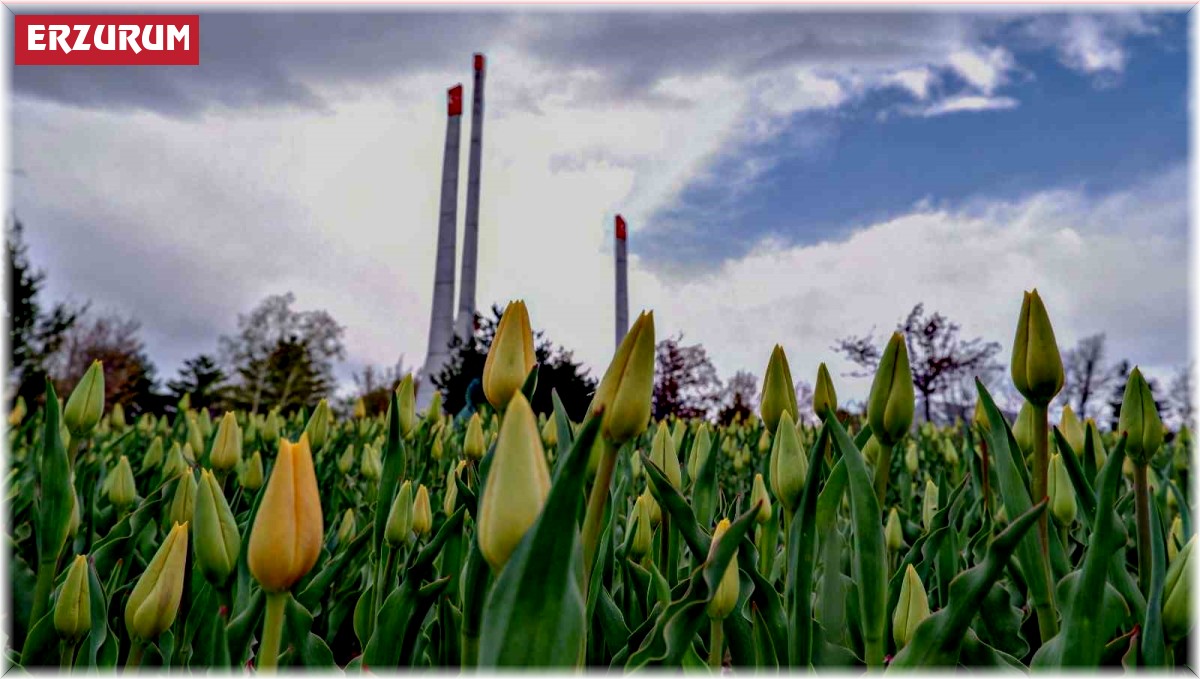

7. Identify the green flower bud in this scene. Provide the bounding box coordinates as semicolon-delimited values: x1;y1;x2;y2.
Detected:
905;442;919;475
813;362;838;421
886;508;904;552
706;519;740;619
867;333;915;447
893;564;930;649
241;451;264;491
671;420;687;457
443;465;460;516
757;429;771;455
922;479;939;532
540;415;558;450
483;300;537;411
630;451;643;479
168;472;197;530
972;399;990;434
262;409;281;444
1169;515;1184;563
750;473;772;524
126;522;189;641
769;410;808;513
360;443;382;481
412;484;432;537
477;392;551;571
161;442;187;479
338;445;355;474
1014;401;1035;457
64;360;105;438
631;495;656;560
590;312;656;445
1047;453;1076;526
642;488;662;527
303;400;331;451
464;413;486;460
1163;535;1194;641
108;456;137;508
337;508;356;545
687;425;712;482
210;412;243;472
863;435;880;465
1118;367;1164;466
425;389;443;426
650;421;682;490
194;469;240;585
760;345;798;435
110;402;126;432
395;374;417;439
8;396;26;427
386;481;414;547
1010;290;1064;407
198;409;213;440
142;437;164;472
1059;405;1084;455
54;554;92;642
185;415;204;461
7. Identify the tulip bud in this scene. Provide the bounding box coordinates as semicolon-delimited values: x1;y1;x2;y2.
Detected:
64;360;105;438
8;396;26;427
394;374;417;439
142;437;164;472
432;435;444;460
1014;401;1035;457
248;436;323;593
185;415;204;462
109;456;137;508
304;400;331;451
706;519;740;619
630;451;643;479
241;451;264;491
1010;290;1065;407
922;479;939;532
750;473;772;524
126;522;189;640
1047;453;1076;526
1163;535;1194;641
904;442;919;475
413;484;432;537
352;397;367;419
590;312;655;445
110;402;126;432
168;472;197;529
67;489;81;538
337;508;356;545
893;564;930;648
360;443;382;481
642;488;662;526
263;409;281;444
483;301;537;411
194;469;240;585
1059;405;1085;455
687;425;712;482
337;445;355;474
863;436;880;465
886;508;904;551
649;421;682;490
769;411;808;513
209;412;243;473
477;392;551;571
1118;367;1164;466
198;409;213;440
757;430;771;455
760;345;798;434
867;333;915;447
813;363;838;420
443;467;460;516
629;494;653;559
55;555;91;641
464;413;486;460
671;420;687;457
540;415;558;450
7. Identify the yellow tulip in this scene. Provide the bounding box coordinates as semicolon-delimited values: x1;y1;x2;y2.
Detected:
477;392;550;571
247;436;323;592
126;522;189;640
483;300;537;411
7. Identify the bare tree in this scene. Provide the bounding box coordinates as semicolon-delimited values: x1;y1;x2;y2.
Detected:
51;311;159;414
1061;333;1112;420
1167;364;1193;430
716;370;757;425
653;334;722;420
794;380;817;426
832;303;1002;423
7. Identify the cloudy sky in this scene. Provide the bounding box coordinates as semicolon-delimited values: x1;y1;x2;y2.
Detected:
9;8;1191;409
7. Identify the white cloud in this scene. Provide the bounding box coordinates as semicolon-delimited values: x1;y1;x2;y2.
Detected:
1021;12;1163;79
947;46;1014;95
885;67;936;100
916;94;1019;117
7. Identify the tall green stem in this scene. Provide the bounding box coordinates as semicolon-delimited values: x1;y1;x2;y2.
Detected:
30;560;58;629
708;618;724;668
873;442;893;507
1134;463;1152;593
582;438;618;584
60;640;77;670
1031;404;1058;642
124;640;145;673
258;591;288;672
658;513;673;585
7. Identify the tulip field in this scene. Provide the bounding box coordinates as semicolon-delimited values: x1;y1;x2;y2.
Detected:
4;291;1194;671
